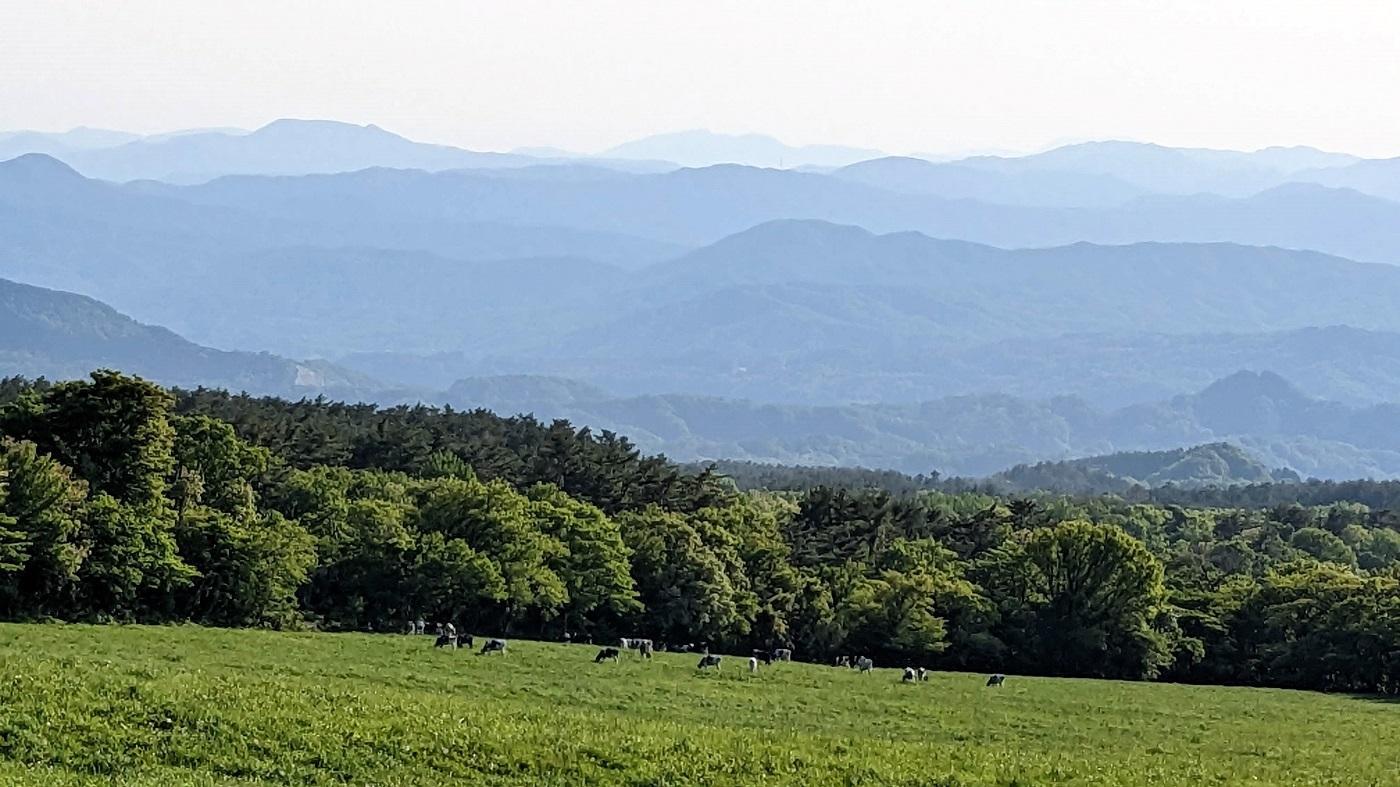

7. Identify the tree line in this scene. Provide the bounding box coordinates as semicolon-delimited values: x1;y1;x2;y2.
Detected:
1;373;1396;694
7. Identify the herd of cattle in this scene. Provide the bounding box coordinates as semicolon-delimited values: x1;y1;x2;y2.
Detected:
416;624;1008;686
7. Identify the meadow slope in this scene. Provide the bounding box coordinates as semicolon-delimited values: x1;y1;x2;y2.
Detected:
0;624;1394;786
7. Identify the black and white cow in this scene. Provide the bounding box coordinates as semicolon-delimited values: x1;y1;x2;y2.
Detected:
986;673;1006;687
479;638;507;656
595;647;620;663
773;648;793;662
902;667;917;682
620;638;654;659
917;667;928;682
856;656;874;673
752;649;774;666
697;654;722;670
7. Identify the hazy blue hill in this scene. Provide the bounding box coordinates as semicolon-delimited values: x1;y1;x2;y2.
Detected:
348;325;1400;410
437;370;1400;479
0;277;381;398
130;157;1400;262
329;220;1400;407
47;119;542;183
956;140;1360;196
1091;183;1400;265
991;443;1300;493
831;156;1146;207
127;164;688;263
586;222;1400;361
0;128;143;160
13;158;1400;415
602;129;882;168
0;155;676;343
164;248;628;357
1296;157;1400;202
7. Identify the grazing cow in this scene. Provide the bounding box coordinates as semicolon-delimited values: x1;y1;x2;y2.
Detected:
749;656;759;673
856;657;874;673
773;648;793;662
752;649;773;666
434;634;456;649
902;667;916;683
986;673;1006;687
595;647;620;663
697;654;722;670
835;655;851;668
479;638;507;656
620;638;654;659
917;667;928;682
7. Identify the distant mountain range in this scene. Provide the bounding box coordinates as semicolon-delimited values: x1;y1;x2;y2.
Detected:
7;124;1400;488
6;155;1400;403
5;271;1400;482
92;154;1400;263
437;371;1400;480
951;140;1360;196
0;120;675;183
3;121;1397;209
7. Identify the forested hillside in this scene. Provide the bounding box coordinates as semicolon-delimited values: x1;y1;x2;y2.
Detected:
0;277;380;399
1;372;1396;694
438;370;1400;479
990;444;1300;494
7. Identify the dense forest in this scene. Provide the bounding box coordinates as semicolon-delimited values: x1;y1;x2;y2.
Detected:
0;373;1396;694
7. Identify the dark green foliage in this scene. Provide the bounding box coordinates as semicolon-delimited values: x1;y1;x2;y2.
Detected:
171;388;733;515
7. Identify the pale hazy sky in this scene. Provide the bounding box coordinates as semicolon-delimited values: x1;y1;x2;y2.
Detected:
4;0;1399;157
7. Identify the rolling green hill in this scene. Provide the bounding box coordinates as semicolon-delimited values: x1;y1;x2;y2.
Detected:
1;624;1393;786
990;443;1300;493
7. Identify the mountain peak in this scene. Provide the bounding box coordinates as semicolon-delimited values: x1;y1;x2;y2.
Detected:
1198;370;1308;404
0;153;89;190
0;152;84;177
251;118;406;142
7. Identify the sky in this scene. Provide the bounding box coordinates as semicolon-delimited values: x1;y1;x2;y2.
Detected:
4;0;1400;157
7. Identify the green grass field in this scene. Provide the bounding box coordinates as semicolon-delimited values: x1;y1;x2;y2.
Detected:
0;624;1394;786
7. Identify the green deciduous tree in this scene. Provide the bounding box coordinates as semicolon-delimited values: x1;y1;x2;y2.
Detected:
982;520;1169;678
0;440;87;615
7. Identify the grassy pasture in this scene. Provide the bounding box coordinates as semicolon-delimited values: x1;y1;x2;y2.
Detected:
0;624;1394;785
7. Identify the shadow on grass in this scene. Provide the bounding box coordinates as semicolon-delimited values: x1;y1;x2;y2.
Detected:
1343;692;1400;705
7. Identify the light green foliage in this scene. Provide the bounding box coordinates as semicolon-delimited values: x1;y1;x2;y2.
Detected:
0;442;88;607
0;624;1394;786
526;484;638;622
1290;526;1357;567
77;493;194;619
620;505;752;643
415;476;567;619
171;414;271;521
174;509;316;627
981;520;1170;678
